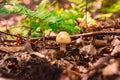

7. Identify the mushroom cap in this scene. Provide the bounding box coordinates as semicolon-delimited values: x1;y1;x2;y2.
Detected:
56;31;71;44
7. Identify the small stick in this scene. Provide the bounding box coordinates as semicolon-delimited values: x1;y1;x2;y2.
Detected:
0;31;26;38
2;31;120;43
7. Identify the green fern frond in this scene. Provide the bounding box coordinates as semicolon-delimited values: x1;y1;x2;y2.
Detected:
0;1;84;35
0;7;10;14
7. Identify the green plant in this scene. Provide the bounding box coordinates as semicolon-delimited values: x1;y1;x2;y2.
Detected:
0;0;84;37
102;0;120;13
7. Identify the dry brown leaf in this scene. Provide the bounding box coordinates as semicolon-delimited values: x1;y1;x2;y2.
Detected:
24;39;33;53
97;47;106;54
79;66;88;73
105;18;116;27
102;61;119;76
111;45;120;56
103;35;114;41
94;57;106;67
0;46;24;53
111;38;120;46
93;39;107;47
39;49;57;61
80;44;97;55
76;38;83;44
24;39;45;58
76;37;85;46
76;18;87;29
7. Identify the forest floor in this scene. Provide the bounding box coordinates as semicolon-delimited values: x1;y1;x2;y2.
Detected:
0;16;120;80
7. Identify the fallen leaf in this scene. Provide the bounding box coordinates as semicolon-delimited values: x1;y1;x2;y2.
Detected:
80;44;97;55
111;45;120;56
102;61;119;76
111;38;120;47
97;47;106;54
0;46;24;53
79;66;88;73
94;57;107;67
76;37;85;46
93;39;107;47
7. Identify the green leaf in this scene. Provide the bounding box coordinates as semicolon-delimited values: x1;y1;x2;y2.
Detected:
0;8;10;14
30;21;40;30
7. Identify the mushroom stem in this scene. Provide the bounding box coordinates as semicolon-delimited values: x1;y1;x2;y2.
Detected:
60;43;66;52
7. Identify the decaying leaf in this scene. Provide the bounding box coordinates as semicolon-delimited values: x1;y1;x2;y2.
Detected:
76;37;85;46
105;18;116;27
111;38;120;47
79;66;88;73
97;47;107;54
94;57;108;67
93;39;107;47
111;45;120;56
102;61;119;76
103;35;114;41
0;46;24;53
80;43;97;55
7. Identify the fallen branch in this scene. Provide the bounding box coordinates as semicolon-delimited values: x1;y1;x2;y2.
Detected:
2;31;120;43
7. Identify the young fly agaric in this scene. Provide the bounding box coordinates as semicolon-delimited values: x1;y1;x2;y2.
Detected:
56;31;71;52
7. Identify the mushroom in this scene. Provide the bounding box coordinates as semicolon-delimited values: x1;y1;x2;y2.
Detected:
56;31;71;52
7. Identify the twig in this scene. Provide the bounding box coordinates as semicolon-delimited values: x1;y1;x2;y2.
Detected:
2;31;120;43
71;30;120;39
0;31;26;38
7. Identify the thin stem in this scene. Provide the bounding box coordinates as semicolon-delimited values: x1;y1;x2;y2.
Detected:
60;43;66;52
85;0;88;27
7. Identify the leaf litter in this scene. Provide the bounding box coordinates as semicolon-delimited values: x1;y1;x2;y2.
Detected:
0;18;120;80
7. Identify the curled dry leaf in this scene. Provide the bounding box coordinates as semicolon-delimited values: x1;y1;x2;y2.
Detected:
94;57;107;67
76;18;87;29
111;38;120;47
79;66;88;73
40;49;57;61
97;47;107;54
80;44;97;55
111;45;120;56
31;52;45;58
76;37;85;46
102;61;119;76
105;18;116;27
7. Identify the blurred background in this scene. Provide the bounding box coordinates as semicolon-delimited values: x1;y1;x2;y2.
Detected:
0;0;120;37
